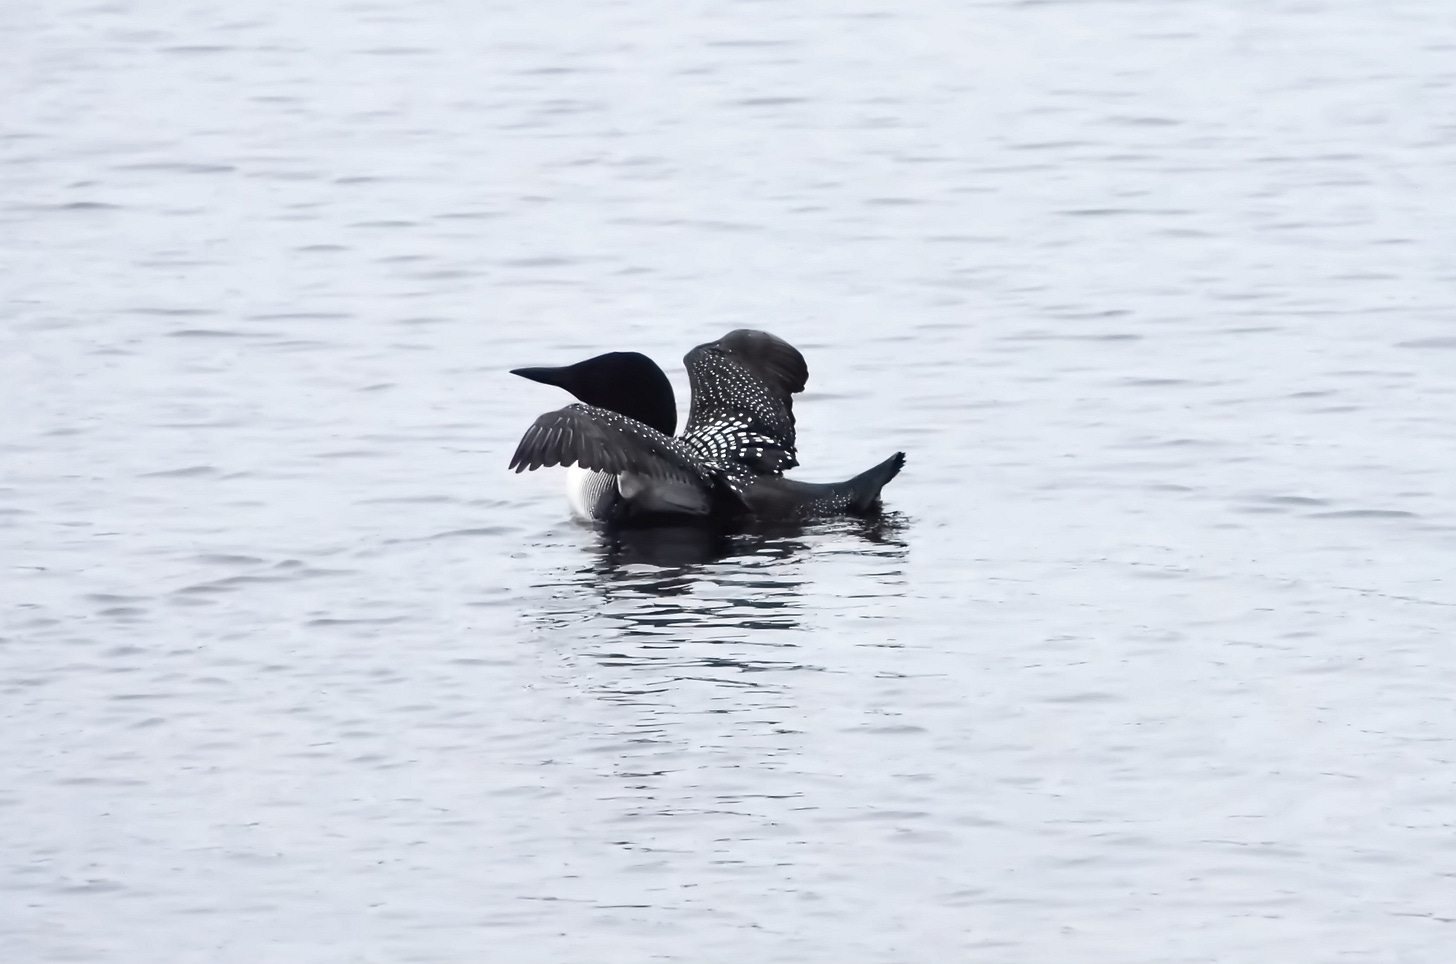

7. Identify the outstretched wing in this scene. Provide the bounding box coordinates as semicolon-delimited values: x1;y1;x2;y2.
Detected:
682;329;809;474
509;404;706;487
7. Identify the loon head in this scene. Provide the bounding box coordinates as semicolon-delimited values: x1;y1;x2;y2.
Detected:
511;351;677;436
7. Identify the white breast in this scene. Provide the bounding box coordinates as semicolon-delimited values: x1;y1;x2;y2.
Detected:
565;466;618;520
566;466;712;520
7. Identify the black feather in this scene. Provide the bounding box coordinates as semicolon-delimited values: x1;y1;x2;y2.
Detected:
509;404;706;486
682;329;808;475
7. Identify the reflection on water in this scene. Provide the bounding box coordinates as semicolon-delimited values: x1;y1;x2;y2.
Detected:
528;515;910;683
595;513;910;572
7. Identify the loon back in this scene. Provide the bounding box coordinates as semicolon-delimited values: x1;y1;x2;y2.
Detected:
741;452;906;519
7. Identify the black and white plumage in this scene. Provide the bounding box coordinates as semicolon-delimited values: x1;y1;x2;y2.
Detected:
508;400;749;519
680;329;808;474
509;403;706;489
509;330;903;523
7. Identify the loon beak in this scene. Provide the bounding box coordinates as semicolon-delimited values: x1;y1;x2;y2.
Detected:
510;365;568;387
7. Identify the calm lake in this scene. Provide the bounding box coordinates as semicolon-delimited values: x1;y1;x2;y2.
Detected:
3;0;1452;960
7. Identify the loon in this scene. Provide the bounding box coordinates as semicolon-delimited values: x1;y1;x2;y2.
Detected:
508;329;905;524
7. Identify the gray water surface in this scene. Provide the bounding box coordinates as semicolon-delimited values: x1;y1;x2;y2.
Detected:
3;0;1453;961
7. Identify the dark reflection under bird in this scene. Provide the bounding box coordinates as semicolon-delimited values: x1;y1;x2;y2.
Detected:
574;512;910;641
520;514;911;739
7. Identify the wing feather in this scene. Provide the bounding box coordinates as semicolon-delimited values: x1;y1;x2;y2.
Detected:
510;403;707;487
682;329;808;473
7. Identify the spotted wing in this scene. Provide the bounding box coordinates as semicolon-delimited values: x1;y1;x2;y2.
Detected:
509;404;706;487
682;329;809;473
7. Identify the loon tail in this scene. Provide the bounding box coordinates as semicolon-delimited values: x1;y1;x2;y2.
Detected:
838;451;906;513
740;451;906;519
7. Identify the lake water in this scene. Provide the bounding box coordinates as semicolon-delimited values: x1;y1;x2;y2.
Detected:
3;0;1453;960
